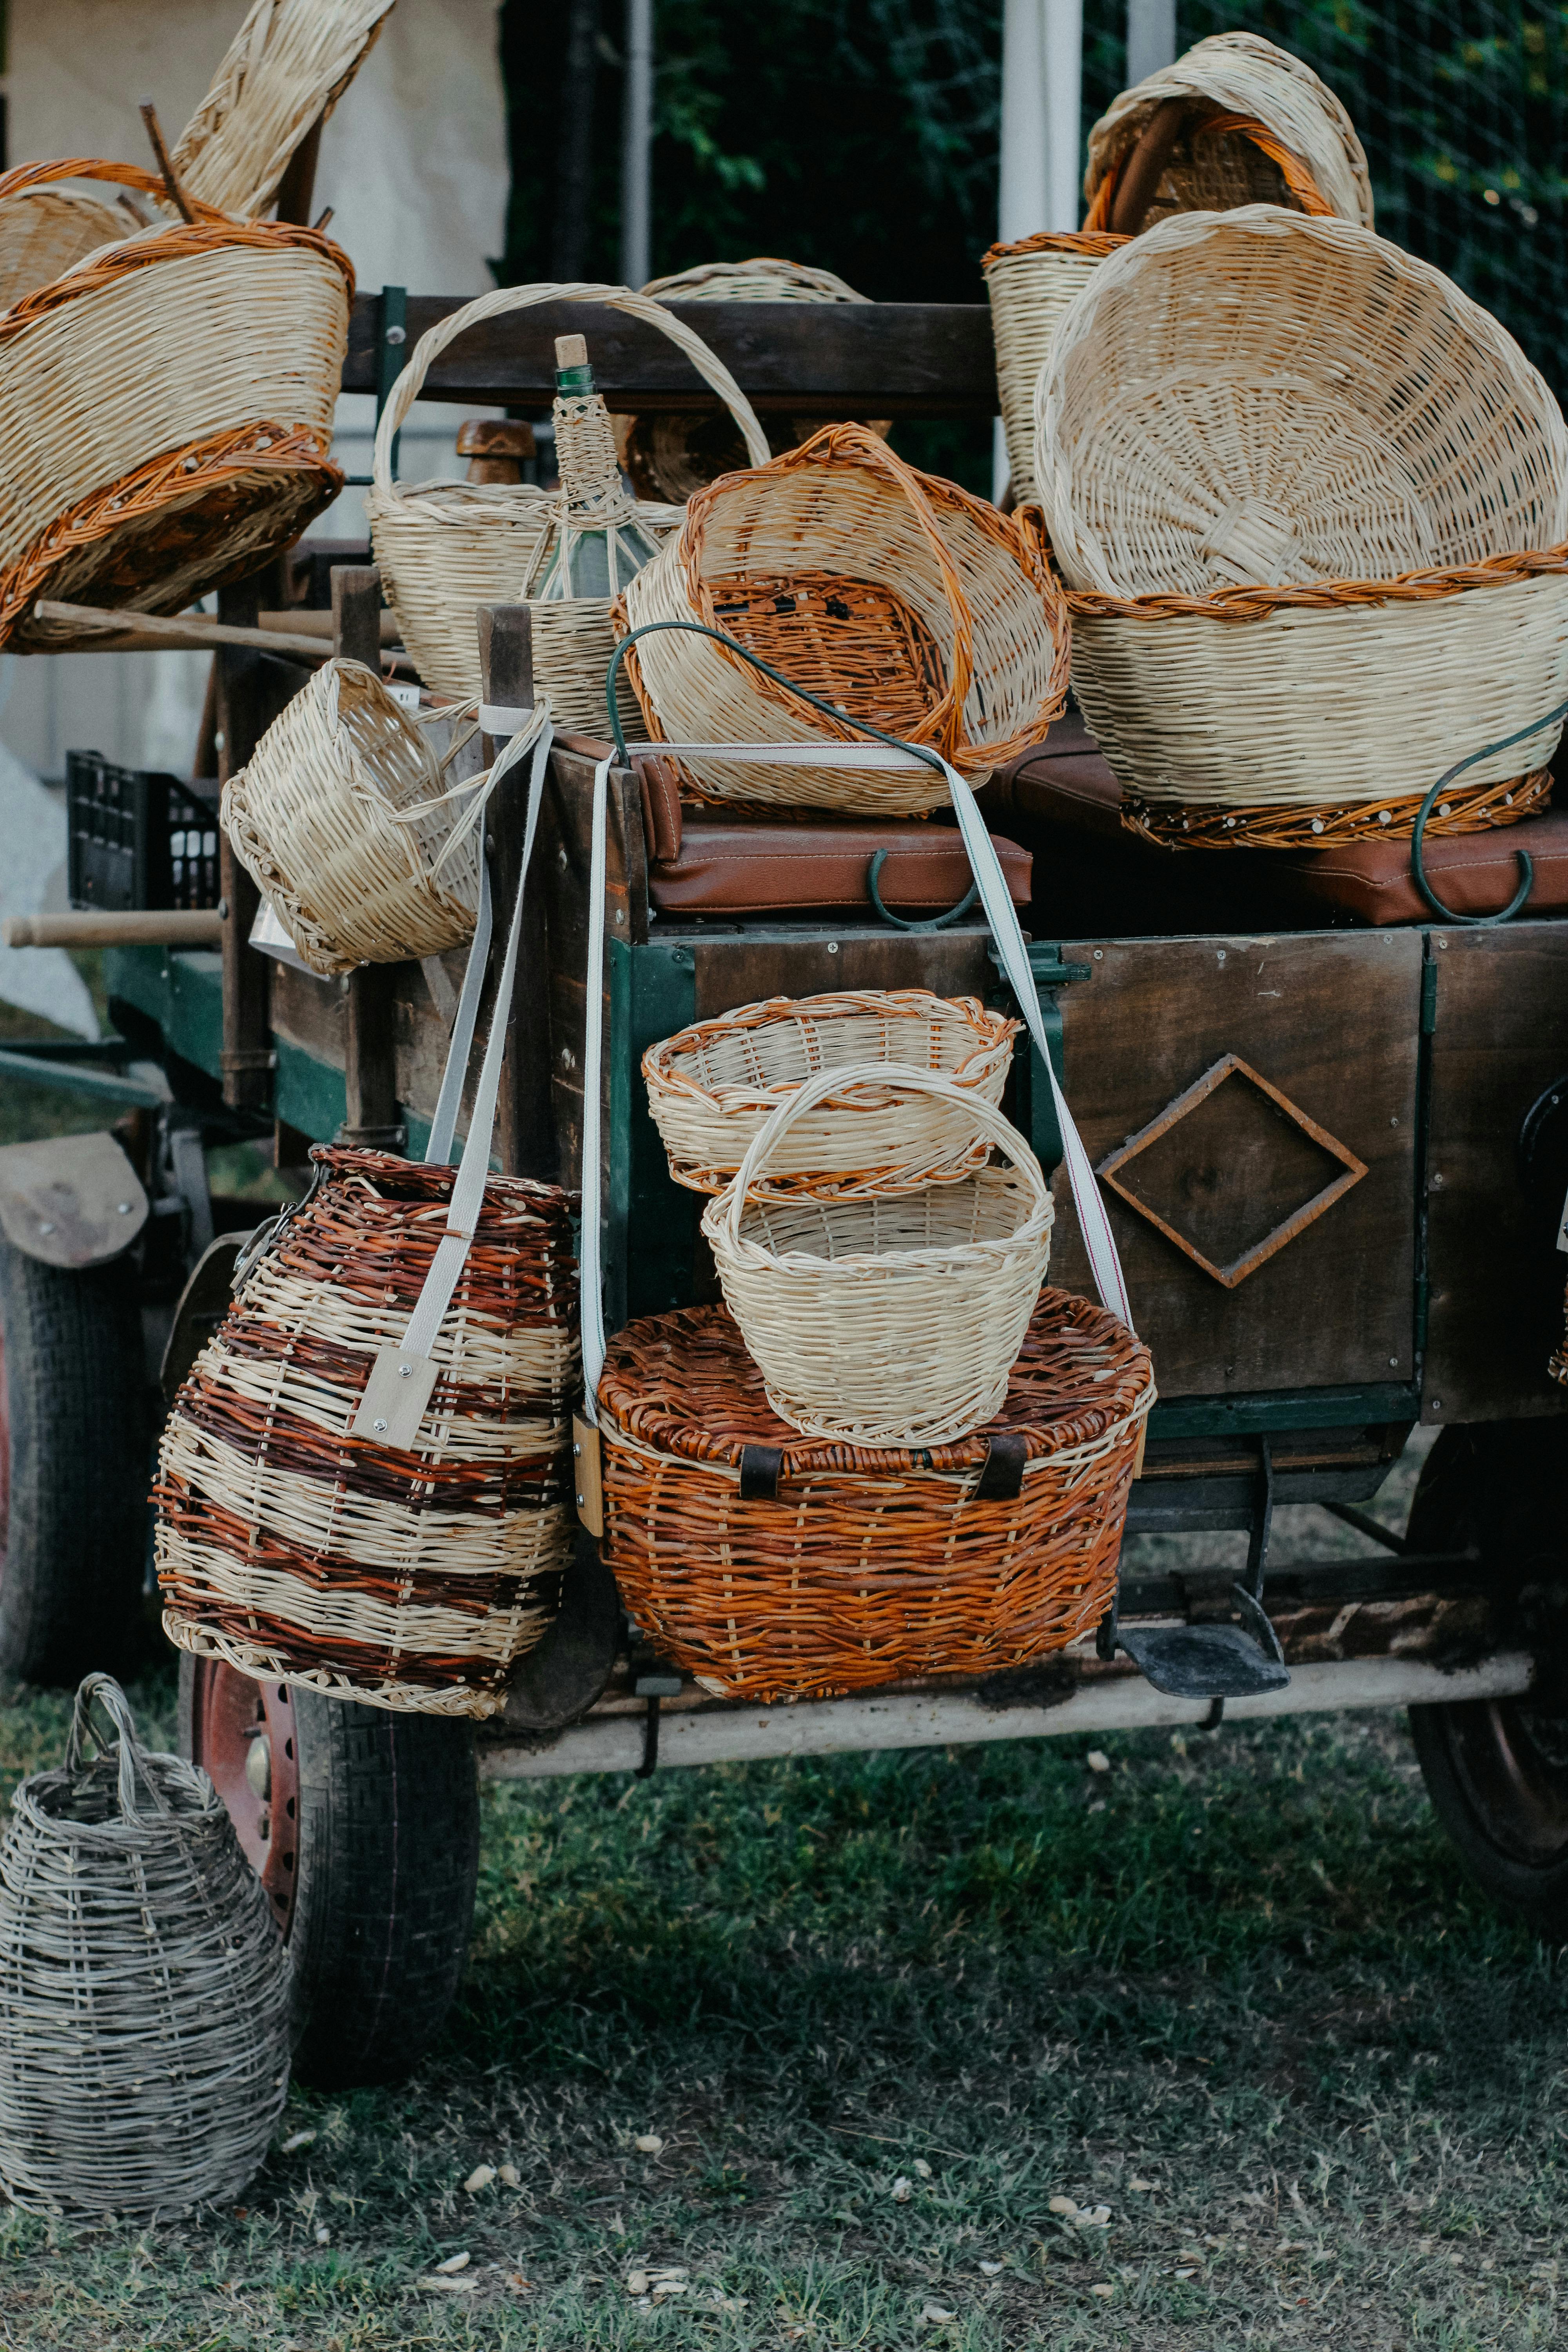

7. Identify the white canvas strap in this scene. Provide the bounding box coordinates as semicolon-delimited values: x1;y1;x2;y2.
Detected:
351;708;555;1448
574;736;1133;1430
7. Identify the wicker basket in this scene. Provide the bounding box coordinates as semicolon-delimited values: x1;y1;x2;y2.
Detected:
369;280;767;713
1083;30;1374;234
619;423;1069;815
624;256;888;501
171;0;397;221
644;987;1019;1199
598;1293;1153;1700
1037;206;1568;837
702;1062;1052;1446
0;184;146;316
982;230;1128;506
222;657;485;975
0;1675;290;2218
0;157;350;652
157;1147;580;1717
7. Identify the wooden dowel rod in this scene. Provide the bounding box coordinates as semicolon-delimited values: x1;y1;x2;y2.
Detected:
31;600;406;667
5;910;224;949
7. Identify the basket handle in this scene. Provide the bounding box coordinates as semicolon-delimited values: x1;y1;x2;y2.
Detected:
62;1672;172;1825
0;154;230;224
372;281;771;494
1086;99;1332;234
714;1058;1047;1245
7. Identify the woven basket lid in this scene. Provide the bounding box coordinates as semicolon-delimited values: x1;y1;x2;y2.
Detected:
598;1293;1151;1478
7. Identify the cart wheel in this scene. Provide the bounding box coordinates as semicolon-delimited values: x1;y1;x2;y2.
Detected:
0;1238;146;1684
1407;1423;1568;1937
179;1654;481;2087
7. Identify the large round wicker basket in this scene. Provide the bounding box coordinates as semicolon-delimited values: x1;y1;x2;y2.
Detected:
1037;206;1568;840
369;279;767;713
598;1292;1154;1701
644;987;1019;1199
0;158;350;650
624;256;888;500
157;1146;581;1718
620;422;1069;815
0;1676;290;2218
222;657;484;974
702;1063;1053;1447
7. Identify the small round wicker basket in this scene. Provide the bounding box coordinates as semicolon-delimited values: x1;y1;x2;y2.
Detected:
597;1292;1154;1700
702;1062;1052;1447
620;423;1069;815
644;987;1019;1198
982;229;1128;505
1037;205;1568;833
0;1675;290;2218
222;658;485;974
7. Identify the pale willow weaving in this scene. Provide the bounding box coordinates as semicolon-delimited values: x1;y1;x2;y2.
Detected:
171;0;398;222
156;1147;580;1718
644;988;1018;1199
0;1676;289;2218
222;658;483;975
626;255;889;501
619;423;1069;816
982;231;1127;505
369;279;767;707
703;1063;1053;1448
597;1292;1154;1702
1036;206;1568;840
0;158;350;651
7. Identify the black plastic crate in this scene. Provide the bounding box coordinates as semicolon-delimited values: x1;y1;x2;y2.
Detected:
67;752;222;913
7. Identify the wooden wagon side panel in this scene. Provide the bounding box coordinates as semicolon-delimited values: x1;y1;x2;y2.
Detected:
1422;921;1568;1425
1048;931;1421;1397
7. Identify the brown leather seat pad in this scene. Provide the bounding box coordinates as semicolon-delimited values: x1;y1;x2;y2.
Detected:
985;717;1568;927
649;810;1031;918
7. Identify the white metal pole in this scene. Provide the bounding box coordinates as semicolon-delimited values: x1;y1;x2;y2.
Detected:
1126;0;1178;86
620;0;653;289
995;0;1082;497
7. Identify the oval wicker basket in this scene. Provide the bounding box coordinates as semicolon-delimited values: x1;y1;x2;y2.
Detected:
1037;205;1568;834
598;1292;1154;1700
644;987;1019;1198
369;279;767;714
171;0;397;222
0;1675;290;2218
0;184;144;314
620;422;1069;815
1083;29;1374;234
0;158;351;651
157;1146;581;1718
624;256;889;501
702;1062;1053;1447
222;657;484;975
982;229;1128;506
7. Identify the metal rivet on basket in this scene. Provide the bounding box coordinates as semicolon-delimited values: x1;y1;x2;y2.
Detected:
183;457;198;471
1379;809;1392;822
398;1363;412;1377
372;1417;388;1434
1437;803;1450;817
1311;820;1323;833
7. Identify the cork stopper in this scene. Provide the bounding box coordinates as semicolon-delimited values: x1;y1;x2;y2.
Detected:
555;334;588;370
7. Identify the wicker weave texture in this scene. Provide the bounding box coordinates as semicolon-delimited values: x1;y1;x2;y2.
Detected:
644;989;1018;1198
982;232;1126;505
370;279;764;706
599;1294;1153;1701
702;1063;1052;1446
1083;31;1373;232
0;187;142;314
621;423;1069;814
0;162;350;648
157;1149;580;1718
1123;766;1553;848
0;1676;289;2218
1037;207;1568;600
223;659;481;974
172;0;396;221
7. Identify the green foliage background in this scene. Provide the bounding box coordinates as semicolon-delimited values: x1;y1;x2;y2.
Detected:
499;2;1568;404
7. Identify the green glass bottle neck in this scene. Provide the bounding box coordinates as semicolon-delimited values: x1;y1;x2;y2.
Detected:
555;363;595;394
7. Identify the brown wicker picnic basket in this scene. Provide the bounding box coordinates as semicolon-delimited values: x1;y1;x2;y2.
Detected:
597;1292;1153;1701
0;1675;290;2218
1037;206;1568;846
619;422;1069;815
643;988;1019;1199
0;158;351;651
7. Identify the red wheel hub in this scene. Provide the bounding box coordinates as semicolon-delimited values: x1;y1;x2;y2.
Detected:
187;1658;302;1934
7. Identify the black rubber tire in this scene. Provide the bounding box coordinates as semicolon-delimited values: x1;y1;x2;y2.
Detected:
1407;1423;1568;1938
180;1655;481;2088
0;1237;146;1684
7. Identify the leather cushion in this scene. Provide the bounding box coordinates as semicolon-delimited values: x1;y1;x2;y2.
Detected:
648;810;1031;917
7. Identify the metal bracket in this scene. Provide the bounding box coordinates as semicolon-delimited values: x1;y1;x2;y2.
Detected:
1110;1438;1291;1700
987;942;1092;1179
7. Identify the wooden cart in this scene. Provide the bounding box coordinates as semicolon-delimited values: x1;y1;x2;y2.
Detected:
4;287;1566;2087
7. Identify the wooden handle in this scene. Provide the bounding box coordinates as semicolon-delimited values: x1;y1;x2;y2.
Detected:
5;909;224;948
1109;97;1190;235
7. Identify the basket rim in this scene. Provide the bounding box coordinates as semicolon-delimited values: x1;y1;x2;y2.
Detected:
643;989;1020;1109
0;207;354;349
710;1162;1052;1277
982;228;1129;269
597;1293;1154;1473
1066;542;1568;625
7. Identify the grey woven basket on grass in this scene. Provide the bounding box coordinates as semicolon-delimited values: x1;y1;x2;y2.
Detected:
0;1674;290;2218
